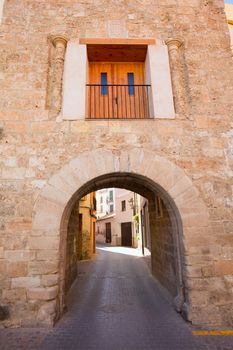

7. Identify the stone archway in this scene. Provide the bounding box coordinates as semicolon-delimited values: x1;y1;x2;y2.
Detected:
32;148;209;326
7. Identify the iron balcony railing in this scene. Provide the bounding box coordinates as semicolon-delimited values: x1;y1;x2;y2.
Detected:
86;84;151;119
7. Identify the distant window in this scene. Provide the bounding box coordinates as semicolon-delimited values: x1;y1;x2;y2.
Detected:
93;197;97;211
101;72;108;95
121;200;126;212
100;205;103;213
100;196;103;204
109;204;114;213
128;72;135;95
109;190;113;202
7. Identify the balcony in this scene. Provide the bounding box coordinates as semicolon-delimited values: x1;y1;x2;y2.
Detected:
86;84;151;119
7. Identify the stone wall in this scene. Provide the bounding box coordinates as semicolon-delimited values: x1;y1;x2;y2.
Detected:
65;202;79;293
150;197;178;297
0;0;233;327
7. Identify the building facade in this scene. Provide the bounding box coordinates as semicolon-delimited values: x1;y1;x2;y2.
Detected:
0;0;233;327
225;3;233;49
96;188;140;247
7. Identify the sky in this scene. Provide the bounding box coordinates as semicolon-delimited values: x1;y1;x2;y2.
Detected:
225;0;233;4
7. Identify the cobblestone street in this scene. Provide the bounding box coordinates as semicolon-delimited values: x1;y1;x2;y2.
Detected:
0;245;232;350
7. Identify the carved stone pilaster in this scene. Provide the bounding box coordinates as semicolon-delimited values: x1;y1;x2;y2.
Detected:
165;38;188;117
50;35;68;117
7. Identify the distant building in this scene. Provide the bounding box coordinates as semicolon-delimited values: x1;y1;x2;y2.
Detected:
78;193;96;260
225;3;233;49
96;188;115;219
96;189;143;248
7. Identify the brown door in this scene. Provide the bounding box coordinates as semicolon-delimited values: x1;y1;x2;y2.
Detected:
105;222;111;243
88;62;146;119
121;222;132;247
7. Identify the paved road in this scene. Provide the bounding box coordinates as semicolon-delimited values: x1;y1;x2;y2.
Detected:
0;245;232;349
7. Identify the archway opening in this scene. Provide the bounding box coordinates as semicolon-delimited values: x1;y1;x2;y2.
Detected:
59;172;186;319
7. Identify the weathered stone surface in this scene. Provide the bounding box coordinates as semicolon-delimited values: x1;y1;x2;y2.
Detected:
0;0;232;329
27;287;58;301
37;300;56;326
41;274;58;287
7;262;28;278
11;277;41;289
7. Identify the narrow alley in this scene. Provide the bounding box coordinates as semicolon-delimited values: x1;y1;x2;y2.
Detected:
0;245;232;350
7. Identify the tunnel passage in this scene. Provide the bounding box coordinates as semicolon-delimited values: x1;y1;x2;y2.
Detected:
61;172;185;312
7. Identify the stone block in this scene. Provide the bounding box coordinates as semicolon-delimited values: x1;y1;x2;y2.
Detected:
2;288;27;302
37;300;56;325
214;261;233;276
29;236;59;250
40;184;70;206
36;250;59;261
29;261;58;275
8;261;28;277
4;250;33;261
33;198;64;231
27;286;58;301
41;274;58;287
2;168;26;180
11;277;40;289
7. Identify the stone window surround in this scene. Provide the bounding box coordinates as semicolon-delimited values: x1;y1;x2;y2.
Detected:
0;0;4;24
54;37;184;121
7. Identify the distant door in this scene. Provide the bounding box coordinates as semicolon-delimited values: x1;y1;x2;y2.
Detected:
105;222;111;243
121;222;132;247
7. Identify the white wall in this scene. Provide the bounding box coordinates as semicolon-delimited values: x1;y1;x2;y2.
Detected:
115;189;134;224
228;24;233;50
146;42;175;119
0;0;5;24
96;216;118;245
62;40;87;120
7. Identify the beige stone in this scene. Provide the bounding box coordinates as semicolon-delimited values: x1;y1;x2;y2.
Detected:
37;300;56;325
2;288;27;302
29;261;58;275
27;287;58;301
214;261;233;276
11;277;41;289
29;237;59;250
8;262;28;277
0;0;232;329
41;274;58;287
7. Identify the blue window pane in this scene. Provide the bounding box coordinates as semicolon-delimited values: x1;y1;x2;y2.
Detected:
101;73;108;95
128;73;135;95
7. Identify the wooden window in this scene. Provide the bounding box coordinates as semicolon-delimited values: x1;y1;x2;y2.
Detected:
121;200;126;211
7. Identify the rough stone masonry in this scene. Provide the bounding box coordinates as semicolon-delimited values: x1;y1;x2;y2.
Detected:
0;0;233;327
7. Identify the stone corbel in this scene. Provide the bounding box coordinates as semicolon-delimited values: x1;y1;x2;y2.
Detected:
165;38;188;117
50;35;68;117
